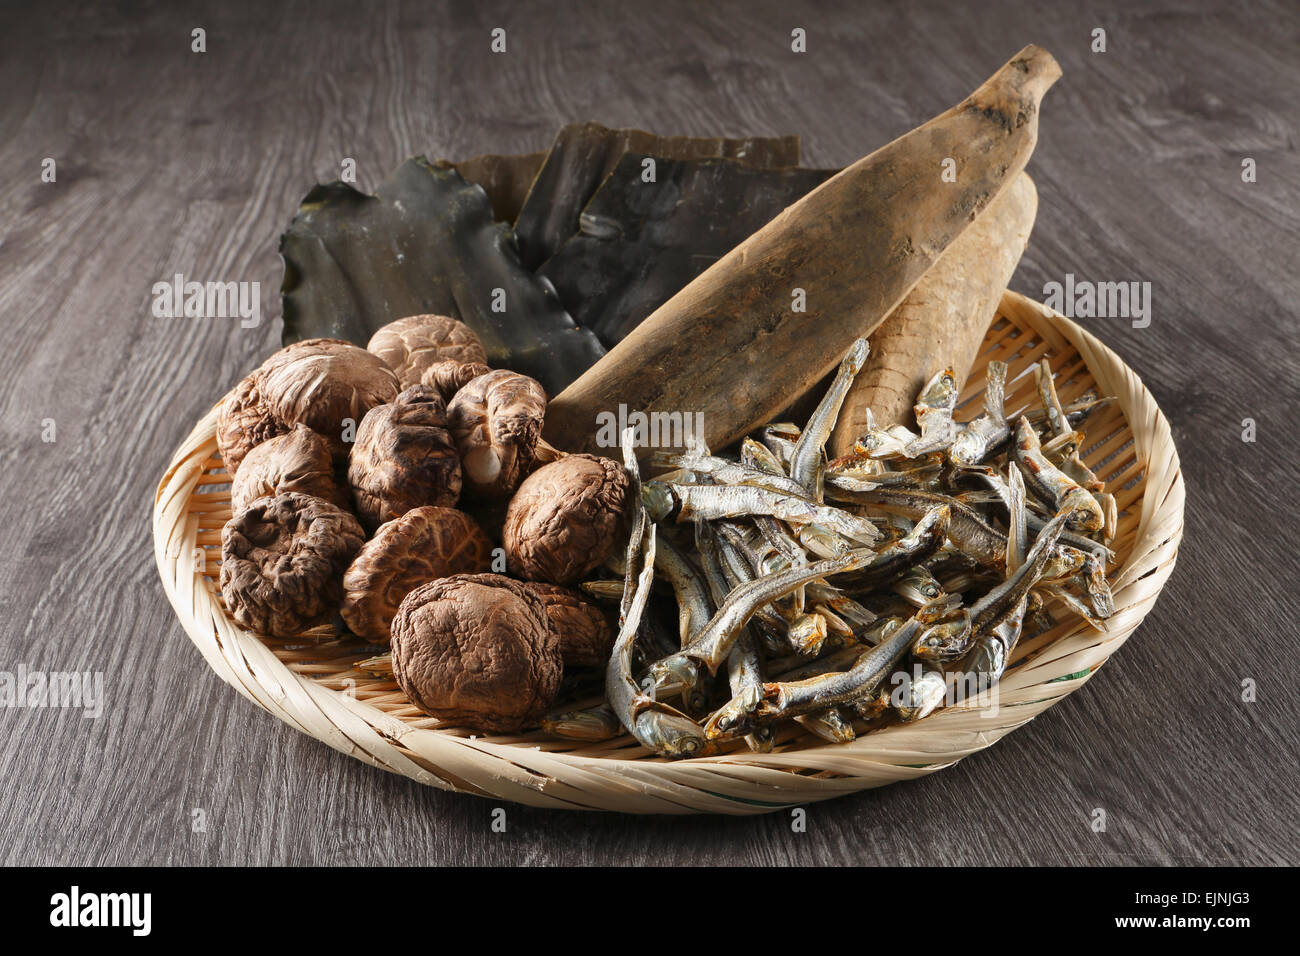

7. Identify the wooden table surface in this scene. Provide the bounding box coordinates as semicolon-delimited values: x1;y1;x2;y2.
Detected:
1;0;1296;866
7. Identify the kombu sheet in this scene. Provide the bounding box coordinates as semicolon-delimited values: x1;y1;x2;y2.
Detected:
278;127;820;392
513;122;801;269
540;154;834;347
439;151;546;224
279;157;605;397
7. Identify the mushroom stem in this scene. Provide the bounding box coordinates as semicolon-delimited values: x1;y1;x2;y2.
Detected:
463;446;502;486
533;437;566;465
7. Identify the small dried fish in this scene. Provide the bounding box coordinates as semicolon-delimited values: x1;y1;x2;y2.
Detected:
830;505;951;591
795;708;857;742
911;609;974;662
741;437;786;476
754;513;807;564
828;458;944;492
845;487;1007;567
969;512;1069;636
606;522;714;758
649;549;878;691
667;453;810;498
761;428;798;470
618;428;649;622
703;606;941;739
647;482;881;545
1039;581;1109;631
1096;490;1119;544
790;338;868;496
1007;463;1029;573
798;522;850;559
555;339;1118;752
853;408;920;460
788;611;829;656
962;594;1028;689
950;360;1009;467
956;464;1115;563
893;666;948;721
1034;358;1069;438
653;532;712;646
580;579;625;601
541;704;622;742
905;368;961;456
805;582;878;632
1012;417;1105;533
892;565;947;607
727;629;775;752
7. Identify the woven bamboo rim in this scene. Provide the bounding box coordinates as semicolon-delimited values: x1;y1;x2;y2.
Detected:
153;290;1184;814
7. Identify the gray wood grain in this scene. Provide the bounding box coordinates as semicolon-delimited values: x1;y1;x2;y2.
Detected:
0;0;1296;866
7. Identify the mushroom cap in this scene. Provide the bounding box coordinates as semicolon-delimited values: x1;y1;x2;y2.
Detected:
220;491;364;638
420;360;492;403
523;582;614;669
216;373;291;476
340;506;494;641
367;315;488;390
347;385;462;532
447;369;547;499
390;573;562;733
230;424;352;514
503;454;631;585
258;338;400;462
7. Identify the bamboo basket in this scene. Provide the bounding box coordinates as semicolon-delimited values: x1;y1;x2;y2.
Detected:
153;290;1184;814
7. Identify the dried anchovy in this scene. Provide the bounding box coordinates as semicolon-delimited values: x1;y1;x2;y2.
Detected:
790;338;868;497
650;482;881;545
561;339;1117;756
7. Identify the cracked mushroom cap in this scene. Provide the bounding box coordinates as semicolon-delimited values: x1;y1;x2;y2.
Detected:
420;360;492;403
340;506;494;641
220;491;365;638
502;454;631;585
347;385;462;532
390;573;562;733
258;338;400;462
229;424;352;514
447;369;547;499
523;583;614;669
217;372;291;476
367;314;488;390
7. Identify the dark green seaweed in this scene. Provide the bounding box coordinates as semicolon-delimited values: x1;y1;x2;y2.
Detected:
539;154;835;348
513;122;801;269
279;157;605;396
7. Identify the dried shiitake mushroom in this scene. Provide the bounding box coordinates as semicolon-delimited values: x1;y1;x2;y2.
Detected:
420;359;492;403
390;573;562;733
523;582;614;669
229;424;352;514
216;373;290;475
348;385;462;532
367;314;488;390
258;337;400;462
503;454;631;585
447;369;547;499
220;492;364;638
340;506;494;640
217;338;398;473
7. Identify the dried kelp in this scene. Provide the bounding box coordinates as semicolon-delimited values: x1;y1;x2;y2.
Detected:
279;157;605;396
437;151;546;224
540;154;834;347
514;122;801;269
